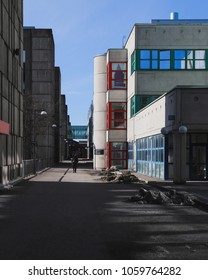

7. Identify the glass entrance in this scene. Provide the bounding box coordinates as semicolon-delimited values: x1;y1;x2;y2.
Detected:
190;145;207;180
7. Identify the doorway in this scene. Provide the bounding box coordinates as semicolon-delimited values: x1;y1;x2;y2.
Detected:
190;144;207;180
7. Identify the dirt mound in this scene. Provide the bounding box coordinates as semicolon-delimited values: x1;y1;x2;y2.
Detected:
100;169;140;183
129;187;196;206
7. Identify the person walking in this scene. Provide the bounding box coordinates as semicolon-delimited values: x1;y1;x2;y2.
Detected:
72;155;79;173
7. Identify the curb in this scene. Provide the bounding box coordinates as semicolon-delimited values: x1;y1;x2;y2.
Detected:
149;182;208;212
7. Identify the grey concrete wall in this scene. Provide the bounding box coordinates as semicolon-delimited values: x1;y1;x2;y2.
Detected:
23;28;56;165
0;0;23;186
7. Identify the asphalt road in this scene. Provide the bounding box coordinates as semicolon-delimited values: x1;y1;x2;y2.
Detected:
0;166;208;260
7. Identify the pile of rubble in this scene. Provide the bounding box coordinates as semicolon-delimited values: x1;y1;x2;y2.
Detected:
128;187;196;206
99;166;140;183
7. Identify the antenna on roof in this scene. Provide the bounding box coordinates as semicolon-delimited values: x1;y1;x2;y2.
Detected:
122;35;126;48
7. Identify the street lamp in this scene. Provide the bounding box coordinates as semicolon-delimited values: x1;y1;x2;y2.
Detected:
33;110;48;173
40;110;47;116
47;123;59;166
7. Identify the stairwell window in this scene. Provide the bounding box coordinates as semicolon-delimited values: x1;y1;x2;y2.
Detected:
107;102;127;130
107;62;127;90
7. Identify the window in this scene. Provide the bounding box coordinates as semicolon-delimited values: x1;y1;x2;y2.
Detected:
130;95;159;117
131;51;137;73
159;50;170;69
131;49;207;73
195;50;206;69
107;102;127;129
140;50;151;69
130;96;136;117
107;62;127;89
136;135;165;179
107;142;127;169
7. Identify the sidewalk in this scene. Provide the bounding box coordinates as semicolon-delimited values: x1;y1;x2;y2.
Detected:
61;168;103;183
29;163;103;183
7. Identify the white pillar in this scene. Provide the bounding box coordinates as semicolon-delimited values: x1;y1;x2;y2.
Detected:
93;54;107;169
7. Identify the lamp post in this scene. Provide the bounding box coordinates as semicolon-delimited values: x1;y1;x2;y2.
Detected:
33;110;47;173
47;123;58;167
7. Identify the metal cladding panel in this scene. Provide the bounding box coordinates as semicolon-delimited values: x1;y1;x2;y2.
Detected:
0;120;10;135
106;130;127;142
106;90;126;102
107;49;127;62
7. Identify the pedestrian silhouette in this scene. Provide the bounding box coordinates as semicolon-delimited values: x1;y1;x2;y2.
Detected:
72;155;78;173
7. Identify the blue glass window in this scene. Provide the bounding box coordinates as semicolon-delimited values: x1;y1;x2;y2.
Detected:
136;135;165;179
132;49;207;72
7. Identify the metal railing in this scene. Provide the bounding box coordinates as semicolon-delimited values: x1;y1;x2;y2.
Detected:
23;159;48;177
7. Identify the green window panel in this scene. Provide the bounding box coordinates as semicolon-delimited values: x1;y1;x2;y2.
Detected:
131;49;208;73
130;95;159;117
131;50;137;74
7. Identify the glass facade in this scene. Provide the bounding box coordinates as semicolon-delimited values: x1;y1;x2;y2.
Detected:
128;142;134;170
136;134;165;179
131;49;207;73
71;126;87;140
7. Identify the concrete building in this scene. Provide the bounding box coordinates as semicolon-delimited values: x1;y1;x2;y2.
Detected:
133;86;208;183
23;28;69;169
60;94;70;160
93;13;208;182
0;0;23;187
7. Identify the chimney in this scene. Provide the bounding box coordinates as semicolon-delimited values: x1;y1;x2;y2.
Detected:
170;12;179;20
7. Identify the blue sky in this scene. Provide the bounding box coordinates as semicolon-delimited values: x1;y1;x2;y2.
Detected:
24;0;208;125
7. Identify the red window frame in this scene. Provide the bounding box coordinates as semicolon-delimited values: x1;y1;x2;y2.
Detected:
107;62;127;90
107;102;127;130
107;142;128;169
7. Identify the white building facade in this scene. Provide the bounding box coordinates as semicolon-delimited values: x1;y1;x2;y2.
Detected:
93;14;208;182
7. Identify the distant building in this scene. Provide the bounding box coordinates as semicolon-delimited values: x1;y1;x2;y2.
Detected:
94;13;208;183
71;125;87;158
0;1;23;187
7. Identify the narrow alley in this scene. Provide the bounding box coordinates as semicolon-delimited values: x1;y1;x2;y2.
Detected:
0;164;208;260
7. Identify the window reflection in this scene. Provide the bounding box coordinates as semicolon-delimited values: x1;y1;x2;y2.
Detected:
160;61;170;69
108;102;127;130
137;49;207;71
160;50;170;59
108;62;127;89
136;135;165;179
112;63;126;71
140;50;150;59
140;60;150;69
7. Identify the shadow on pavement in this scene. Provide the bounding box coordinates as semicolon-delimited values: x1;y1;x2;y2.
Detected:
1;178;208;260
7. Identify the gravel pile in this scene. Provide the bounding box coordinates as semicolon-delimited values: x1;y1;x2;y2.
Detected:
99;167;140;183
129;187;196;206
